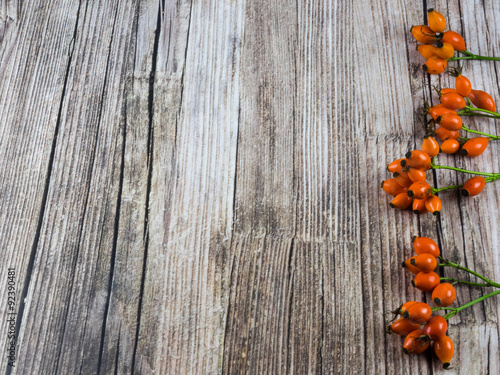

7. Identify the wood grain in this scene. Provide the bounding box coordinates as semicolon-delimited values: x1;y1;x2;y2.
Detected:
0;0;499;374
135;1;243;374
0;0;81;372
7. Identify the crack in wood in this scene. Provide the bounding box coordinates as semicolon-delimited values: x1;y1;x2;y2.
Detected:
5;2;83;374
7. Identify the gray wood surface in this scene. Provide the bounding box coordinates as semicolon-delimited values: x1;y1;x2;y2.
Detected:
1;0;499;374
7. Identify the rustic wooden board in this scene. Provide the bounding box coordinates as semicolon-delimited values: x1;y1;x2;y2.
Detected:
1;0;499;374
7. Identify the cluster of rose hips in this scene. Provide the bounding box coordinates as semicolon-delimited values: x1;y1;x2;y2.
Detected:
385;9;500;371
382;74;498;214
388;237;455;368
382;150;441;215
411;9;465;74
401;237;456;302
382;147;490;214
426;70;496;156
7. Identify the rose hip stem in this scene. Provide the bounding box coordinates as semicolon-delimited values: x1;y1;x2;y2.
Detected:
431;163;499;177
432;290;500;320
438;257;500;288
458;106;500;119
461;125;500;140
440;277;496;287
448;50;500;62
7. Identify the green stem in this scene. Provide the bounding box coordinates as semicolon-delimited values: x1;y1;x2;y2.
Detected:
458;106;500;118
448;51;500;61
459;112;500;119
440;277;493;287
438;259;500;288
432;306;456;312
431;164;497;177
432;175;500;194
431;185;462;194
462;125;500;140
443;290;500;320
486;175;500;183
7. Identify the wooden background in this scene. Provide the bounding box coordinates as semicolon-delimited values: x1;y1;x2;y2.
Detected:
1;0;499;373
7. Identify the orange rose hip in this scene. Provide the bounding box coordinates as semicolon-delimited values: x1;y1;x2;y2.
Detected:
410;253;437;272
407;181;431;199
403;329;430;354
404;150;431;170
427;9;446;33
434;335;454;369
390;193;413;209
403;302;432;324
425;195;442;215
460;137;489;157
423;56;447;75
422;135;440;157
461;176;486;197
442;30;466;51
412;271;440;292
411;25;437;44
412;236;440;257
387;318;422;336
432;283;456;307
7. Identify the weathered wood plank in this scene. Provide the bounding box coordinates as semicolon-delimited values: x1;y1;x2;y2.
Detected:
223;235;293;374
8;1;146;373
134;1;244;373
0;0;19;43
0;1;80;372
0;0;499;374
93;1;158;374
222;0;297;373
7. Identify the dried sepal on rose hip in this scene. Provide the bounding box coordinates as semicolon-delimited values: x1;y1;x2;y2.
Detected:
403;329;430;354
402;257;421;274
411;25;438;44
